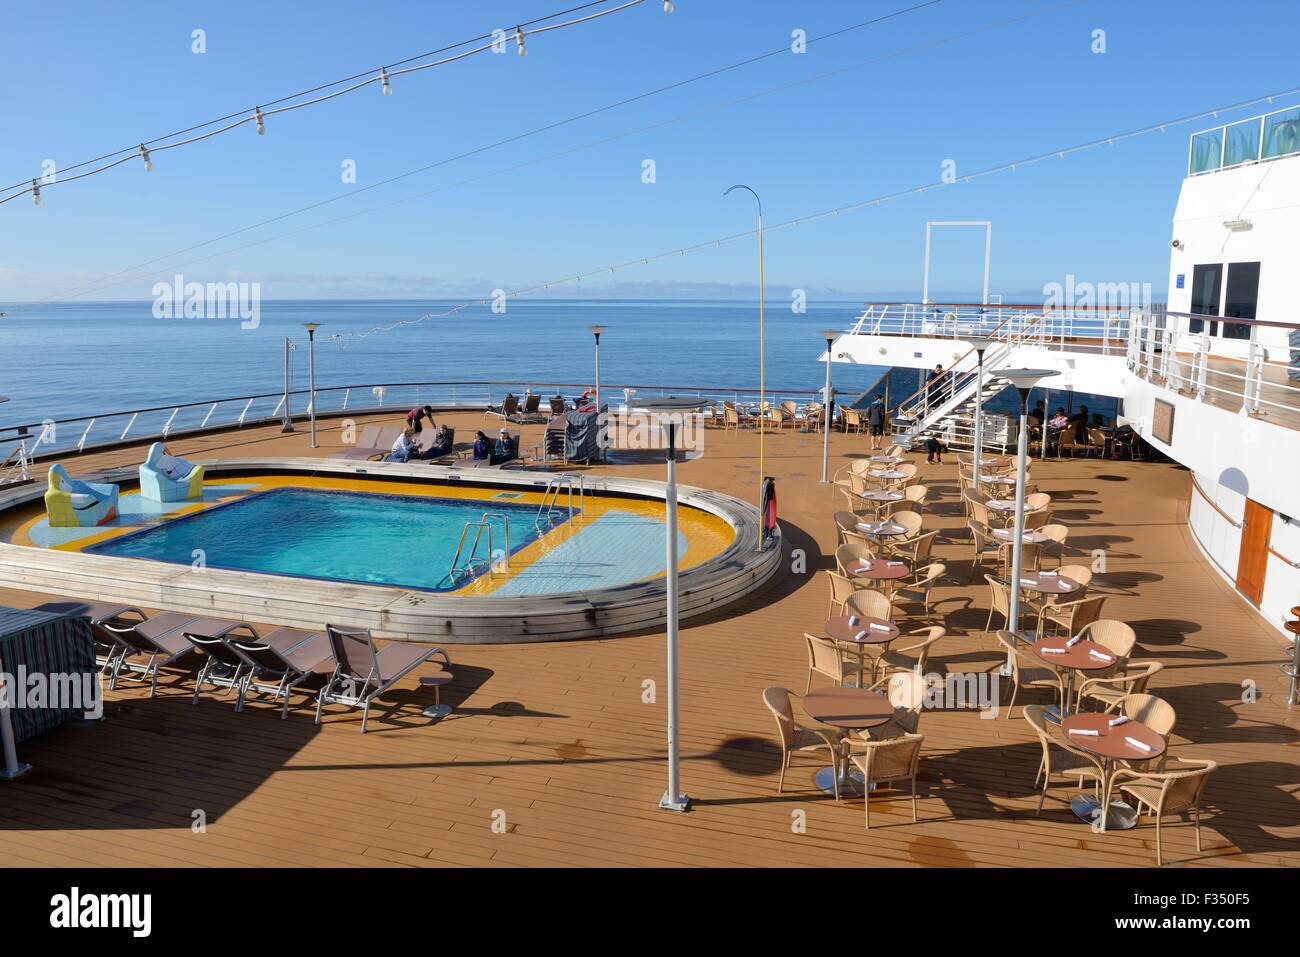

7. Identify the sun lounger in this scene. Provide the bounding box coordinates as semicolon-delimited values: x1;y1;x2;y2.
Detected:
226;628;335;717
315;625;451;733
485;393;519;422
181;619;266;704
99;611;209;697
331;426;404;461
510;393;544;423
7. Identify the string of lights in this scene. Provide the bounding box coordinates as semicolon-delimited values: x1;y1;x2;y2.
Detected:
6;0;950;310
0;0;662;207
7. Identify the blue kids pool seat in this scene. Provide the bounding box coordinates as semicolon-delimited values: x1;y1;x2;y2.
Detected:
139;442;205;502
45;464;120;527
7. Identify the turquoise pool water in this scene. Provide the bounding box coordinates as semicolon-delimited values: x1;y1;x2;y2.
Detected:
86;487;565;592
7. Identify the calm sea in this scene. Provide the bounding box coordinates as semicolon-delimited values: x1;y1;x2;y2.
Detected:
0;298;1113;434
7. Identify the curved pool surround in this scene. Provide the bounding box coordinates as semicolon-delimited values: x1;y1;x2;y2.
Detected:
0;458;778;642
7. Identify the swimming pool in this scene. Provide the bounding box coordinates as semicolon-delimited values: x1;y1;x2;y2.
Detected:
85;487;563;591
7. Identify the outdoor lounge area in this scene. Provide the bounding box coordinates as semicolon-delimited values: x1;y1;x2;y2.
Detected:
0;407;1296;868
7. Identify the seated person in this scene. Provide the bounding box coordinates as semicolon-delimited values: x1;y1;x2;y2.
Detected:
1029;400;1046;424
385;429;418;463
472;430;492;461
491;428;518;465
1048;407;1069;430
421;425;453;458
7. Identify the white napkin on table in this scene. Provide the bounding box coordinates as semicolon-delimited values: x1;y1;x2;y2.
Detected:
1089;649;1114;661
1068;728;1100;736
1020;579;1036;587
888;561;904;567
1041;570;1058;577
848;616;860;627
1065;634;1083;647
869;622;891;632
1108;715;1129;727
1124;736;1153;752
1040;647;1066;655
854;630;867;641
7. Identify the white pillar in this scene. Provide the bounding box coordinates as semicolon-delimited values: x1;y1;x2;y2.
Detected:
659;418;688;812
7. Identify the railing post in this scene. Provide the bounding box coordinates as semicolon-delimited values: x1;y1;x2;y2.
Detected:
161;407;179;438
78;419;95;453
119;413;138;442
1197;333;1209;399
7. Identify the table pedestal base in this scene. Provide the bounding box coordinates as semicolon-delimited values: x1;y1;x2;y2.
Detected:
422;704;453;719
815;766;875;798
1070;794;1139;830
0;762;32;781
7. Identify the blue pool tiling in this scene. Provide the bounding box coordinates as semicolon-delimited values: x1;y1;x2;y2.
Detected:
490;509;685;597
85;487;568;592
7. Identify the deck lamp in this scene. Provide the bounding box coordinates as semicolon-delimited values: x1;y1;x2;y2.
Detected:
998;369;1059;678
635;396;708;814
303;323;321;449
819;329;839;483
963;334;996;493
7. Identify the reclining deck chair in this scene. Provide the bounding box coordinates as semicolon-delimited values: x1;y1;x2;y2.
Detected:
98;611;209;697
315;625;451;733
226;628;335;717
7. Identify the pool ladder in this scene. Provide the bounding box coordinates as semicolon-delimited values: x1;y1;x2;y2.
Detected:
536;473;584;528
449;511;512;583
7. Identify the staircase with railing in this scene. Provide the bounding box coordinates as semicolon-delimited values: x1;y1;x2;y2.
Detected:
886;312;1048;448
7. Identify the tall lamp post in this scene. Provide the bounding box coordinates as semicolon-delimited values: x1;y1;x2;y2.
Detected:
591;324;606;460
964;334;994;492
819;329;838;483
724;184;766;548
302;323;320;449
999;369;1059;676
637;396;708;813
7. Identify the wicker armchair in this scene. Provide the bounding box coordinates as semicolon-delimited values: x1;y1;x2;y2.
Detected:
804;632;856;693
762;687;847;800
874;626;944;680
994;629;1065;719
1111;757;1216;865
842;732;924;829
1075;661;1163;713
824;570;859;618
1023;704;1105;814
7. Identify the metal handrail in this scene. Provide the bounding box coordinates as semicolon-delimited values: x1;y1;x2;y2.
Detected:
1189;474;1243;529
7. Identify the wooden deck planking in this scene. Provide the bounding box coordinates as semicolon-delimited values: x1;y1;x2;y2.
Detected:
0;413;1298;867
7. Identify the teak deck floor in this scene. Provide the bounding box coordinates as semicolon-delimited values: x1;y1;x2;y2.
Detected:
2;413;1297;868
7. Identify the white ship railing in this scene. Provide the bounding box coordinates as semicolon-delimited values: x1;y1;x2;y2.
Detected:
844;301;1132;355
0;379;828;476
1128;311;1300;423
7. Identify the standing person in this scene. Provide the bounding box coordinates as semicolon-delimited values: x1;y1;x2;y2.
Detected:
405;405;435;433
867;393;887;451
925;364;945;410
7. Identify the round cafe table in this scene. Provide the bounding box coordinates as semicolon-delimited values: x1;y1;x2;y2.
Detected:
825;615;899;686
845;557;911;590
1016;571;1081;597
869;454;903;465
858;488;904;516
868;469;906;483
1032;637;1118;724
959;453;1008;469
802;686;894;797
993;527;1049;546
855;519;909;540
986;498;1030;514
1061;713;1166;830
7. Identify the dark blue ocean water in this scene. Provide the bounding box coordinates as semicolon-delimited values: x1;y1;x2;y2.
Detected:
0;298;1112;434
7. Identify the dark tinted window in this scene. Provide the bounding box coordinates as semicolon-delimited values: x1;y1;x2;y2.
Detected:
1223;261;1260;340
1189;263;1222;333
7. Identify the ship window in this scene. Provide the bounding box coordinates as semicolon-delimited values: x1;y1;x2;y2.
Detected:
1188;264;1222;334
1223;262;1260;340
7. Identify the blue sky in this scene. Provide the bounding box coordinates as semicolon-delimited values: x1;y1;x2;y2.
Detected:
1;0;1297;305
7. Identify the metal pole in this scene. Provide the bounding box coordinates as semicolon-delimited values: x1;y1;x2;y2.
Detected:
1005;387;1031;674
821;334;833;483
757;210;766;538
659;419;688;812
307;328;318;449
972;348;985;492
594;332;601;416
0;657;31;780
281;337;294;433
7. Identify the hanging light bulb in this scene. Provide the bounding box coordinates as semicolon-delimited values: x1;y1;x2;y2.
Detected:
514;25;527;56
139;144;153;172
254;107;266;135
31;179;41;206
663;0;673;10
379;67;391;96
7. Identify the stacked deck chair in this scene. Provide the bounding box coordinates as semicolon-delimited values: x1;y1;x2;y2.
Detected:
316;625;452;733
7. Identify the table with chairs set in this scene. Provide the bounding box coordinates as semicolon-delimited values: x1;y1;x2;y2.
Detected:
759;442;1215;863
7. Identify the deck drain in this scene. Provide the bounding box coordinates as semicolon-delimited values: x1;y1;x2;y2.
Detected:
492;491;525;500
